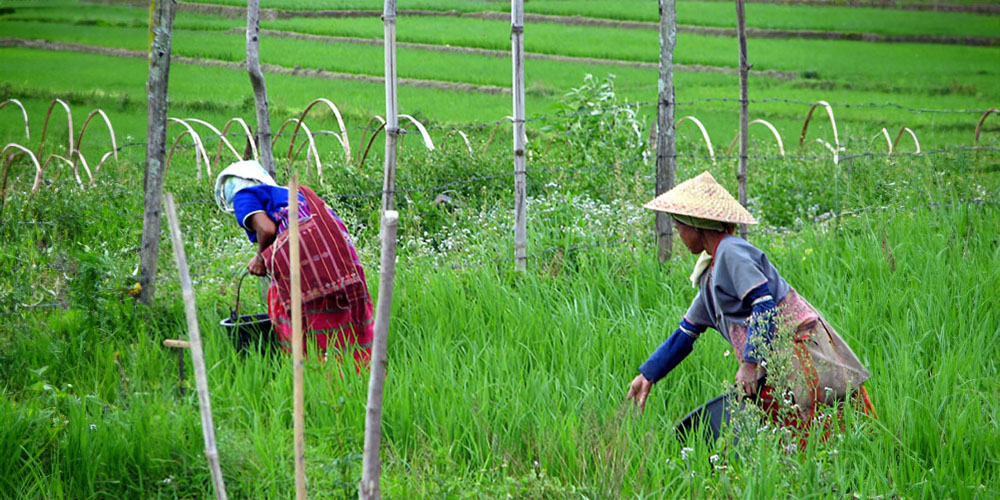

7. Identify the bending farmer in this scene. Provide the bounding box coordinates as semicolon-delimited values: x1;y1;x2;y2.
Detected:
626;171;874;433
214;160;373;367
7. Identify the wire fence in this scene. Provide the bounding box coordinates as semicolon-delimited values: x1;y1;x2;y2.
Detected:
143;194;998;285
3;96;999;290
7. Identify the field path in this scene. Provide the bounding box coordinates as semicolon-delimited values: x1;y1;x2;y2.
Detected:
84;0;999;47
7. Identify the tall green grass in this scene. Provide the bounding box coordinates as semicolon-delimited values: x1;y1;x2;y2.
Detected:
1;141;998;497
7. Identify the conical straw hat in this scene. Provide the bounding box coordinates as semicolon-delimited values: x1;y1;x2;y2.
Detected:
643;171;758;225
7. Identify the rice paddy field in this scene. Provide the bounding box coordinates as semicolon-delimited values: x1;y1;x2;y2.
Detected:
1;0;999;498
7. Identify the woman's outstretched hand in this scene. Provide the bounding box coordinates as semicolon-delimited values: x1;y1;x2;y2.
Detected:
248;254;267;276
626;373;653;412
735;361;762;397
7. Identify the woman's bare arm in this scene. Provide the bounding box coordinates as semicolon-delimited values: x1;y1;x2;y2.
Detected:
247;212;277;276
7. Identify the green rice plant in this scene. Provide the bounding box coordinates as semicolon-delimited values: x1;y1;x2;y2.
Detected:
175;0;1000;39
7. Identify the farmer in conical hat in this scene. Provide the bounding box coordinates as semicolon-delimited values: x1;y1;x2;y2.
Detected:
215;160;373;368
626;171;874;436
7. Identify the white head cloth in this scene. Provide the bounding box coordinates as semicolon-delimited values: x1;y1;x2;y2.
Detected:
213;160;277;213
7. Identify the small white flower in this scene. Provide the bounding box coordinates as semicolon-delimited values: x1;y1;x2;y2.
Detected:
723;350;730;357
681;447;694;461
89;424;97;431
709;454;720;464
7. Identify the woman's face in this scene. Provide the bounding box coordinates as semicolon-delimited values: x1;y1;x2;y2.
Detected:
674;220;704;254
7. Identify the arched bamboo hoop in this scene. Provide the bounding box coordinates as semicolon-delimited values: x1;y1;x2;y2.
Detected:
42;154;84;189
68;151;93;186
358;122;387;167
289;98;351;164
805;138;839;165
89;150;116;186
799;100;841;153
222;117;257;161
892;127;921;154
484;116;514;153
440;130;472;154
310;129;352;167
3;143;44;193
74;108;118;181
398;114;435;150
356;115;386;164
183;118;241;168
0;99;30;139
167;118;212;179
280;119;322;178
871;128;893;154
726;119;785;156
676;115;715;164
974;108;998;145
37;99;73;161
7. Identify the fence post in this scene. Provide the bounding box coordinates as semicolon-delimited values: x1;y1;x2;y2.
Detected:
138;0;178;305
359;210;401;500
287;176;307;500
736;0;750;239
247;0;275;178
163;193;228;500
655;0;677;263
512;0;528;272
382;0;399;213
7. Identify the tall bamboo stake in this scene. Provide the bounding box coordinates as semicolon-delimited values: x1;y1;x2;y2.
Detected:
381;0;399;213
247;0;275;178
359;210;401;500
655;0;677;263
511;0;527;272
138;0;177;304
736;0;750;239
288;175;306;500
163;193;228;500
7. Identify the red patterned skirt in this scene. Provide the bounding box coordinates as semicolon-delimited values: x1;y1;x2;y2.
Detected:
267;283;373;370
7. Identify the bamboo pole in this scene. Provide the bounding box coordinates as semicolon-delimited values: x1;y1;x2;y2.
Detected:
655;0;677;263
138;0;177;304
736;0;750;240
288;175;306;500
511;0;527;272
359;210;401;500
247;0;275;178
163;193;228;500
381;0;399;213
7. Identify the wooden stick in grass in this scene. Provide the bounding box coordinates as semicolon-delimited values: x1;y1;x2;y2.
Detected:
736;0;750;240
138;0;177;305
359;210;400;500
381;0;399;213
288;175;307;500
163;193;228;500
246;0;275;177
511;0;527;272
655;0;677;263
